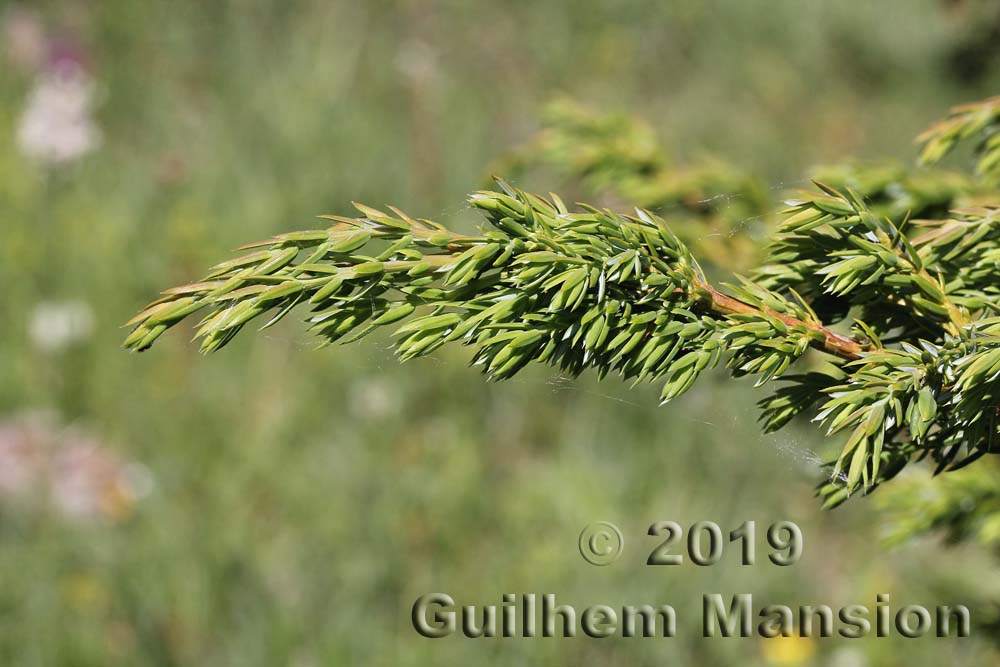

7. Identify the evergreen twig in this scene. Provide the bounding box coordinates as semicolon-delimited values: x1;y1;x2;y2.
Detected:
918;95;1000;179
125;95;1000;506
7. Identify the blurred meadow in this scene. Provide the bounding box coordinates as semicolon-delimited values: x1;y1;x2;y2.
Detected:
2;0;1000;664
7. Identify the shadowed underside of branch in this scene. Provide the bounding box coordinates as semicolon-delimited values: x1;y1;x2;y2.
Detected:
126;96;1000;507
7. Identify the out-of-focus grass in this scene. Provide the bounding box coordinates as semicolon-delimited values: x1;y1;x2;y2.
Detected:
1;1;999;664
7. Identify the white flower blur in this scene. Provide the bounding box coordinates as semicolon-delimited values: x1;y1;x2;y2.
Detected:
28;300;95;352
16;60;102;166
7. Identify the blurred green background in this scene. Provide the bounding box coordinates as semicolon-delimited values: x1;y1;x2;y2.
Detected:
2;1;1000;664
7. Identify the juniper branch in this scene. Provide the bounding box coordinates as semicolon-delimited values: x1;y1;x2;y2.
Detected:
918;95;1000;179
125;95;1000;507
125;179;861;391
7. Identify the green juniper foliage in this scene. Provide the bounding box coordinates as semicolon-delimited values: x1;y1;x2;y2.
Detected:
494;97;771;271
874;458;1000;638
126;96;1000;506
878;463;1000;550
918;95;1000;180
494;97;997;275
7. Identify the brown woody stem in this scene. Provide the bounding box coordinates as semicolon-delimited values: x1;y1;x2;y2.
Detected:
696;283;864;361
